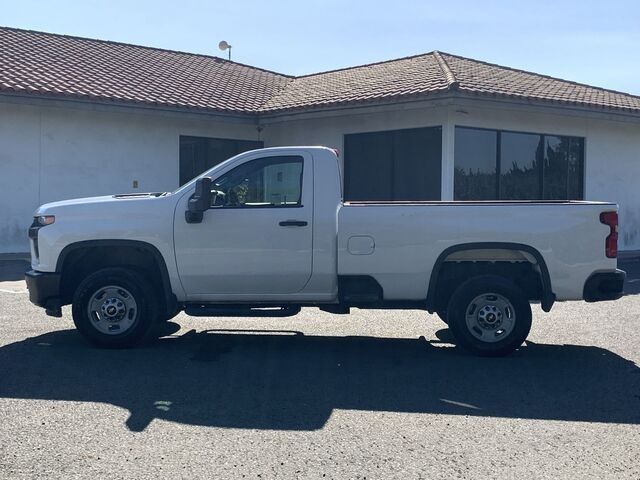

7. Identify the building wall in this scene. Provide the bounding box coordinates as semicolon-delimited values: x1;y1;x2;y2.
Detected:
0;100;259;253
262;101;640;250
262;103;453;197
2;97;639;253
586;121;640;248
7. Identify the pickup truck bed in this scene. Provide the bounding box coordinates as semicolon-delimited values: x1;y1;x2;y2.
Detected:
339;200;616;302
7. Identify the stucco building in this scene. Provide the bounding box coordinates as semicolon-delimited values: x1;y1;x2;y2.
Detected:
1;26;639;253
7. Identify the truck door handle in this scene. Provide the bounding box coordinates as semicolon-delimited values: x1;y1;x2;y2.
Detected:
279;220;308;227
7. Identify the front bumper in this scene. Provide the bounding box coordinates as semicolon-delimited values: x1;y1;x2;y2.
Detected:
583;269;626;302
25;270;62;317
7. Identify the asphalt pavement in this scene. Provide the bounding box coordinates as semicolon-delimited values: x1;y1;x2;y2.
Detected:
0;257;639;479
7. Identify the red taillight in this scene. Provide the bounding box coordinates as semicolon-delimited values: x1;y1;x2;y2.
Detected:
600;211;618;258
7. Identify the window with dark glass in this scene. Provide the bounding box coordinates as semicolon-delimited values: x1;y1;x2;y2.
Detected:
454;127;584;200
344;126;442;201
500;132;541;200
453;128;497;200
542;135;584;200
179;136;263;186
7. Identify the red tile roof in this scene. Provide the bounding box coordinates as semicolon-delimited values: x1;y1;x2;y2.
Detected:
442;53;640;114
2;26;640;116
260;53;450;112
0;27;291;113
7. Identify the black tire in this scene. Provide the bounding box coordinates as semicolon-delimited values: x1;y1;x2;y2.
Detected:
72;267;159;348
446;275;532;357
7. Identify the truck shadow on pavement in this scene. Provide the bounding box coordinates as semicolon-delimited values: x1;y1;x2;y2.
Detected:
0;327;639;432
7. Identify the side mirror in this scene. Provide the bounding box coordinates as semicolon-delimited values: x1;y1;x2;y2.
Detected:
185;177;212;224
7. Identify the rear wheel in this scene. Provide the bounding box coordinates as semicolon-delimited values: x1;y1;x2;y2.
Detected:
72;267;159;348
446;275;532;357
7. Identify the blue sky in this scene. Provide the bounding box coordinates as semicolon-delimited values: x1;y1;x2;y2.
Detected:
3;0;640;94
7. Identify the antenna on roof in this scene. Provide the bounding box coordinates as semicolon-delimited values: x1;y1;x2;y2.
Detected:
218;40;232;60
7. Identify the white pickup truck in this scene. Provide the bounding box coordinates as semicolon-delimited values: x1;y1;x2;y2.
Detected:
26;146;625;356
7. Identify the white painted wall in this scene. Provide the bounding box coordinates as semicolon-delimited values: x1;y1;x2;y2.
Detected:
586;121;640;248
0;100;259;253
2;96;639;253
262;100;640;250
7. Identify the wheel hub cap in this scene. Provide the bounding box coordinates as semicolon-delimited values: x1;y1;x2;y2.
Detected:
477;305;502;329
465;293;516;343
88;285;138;335
101;298;126;321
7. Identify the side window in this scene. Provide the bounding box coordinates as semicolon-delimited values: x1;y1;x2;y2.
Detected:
211;156;303;208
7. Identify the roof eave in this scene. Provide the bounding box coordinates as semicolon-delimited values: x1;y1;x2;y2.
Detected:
4;87;640;126
455;90;640;121
259;90;640;123
0;90;261;123
258;88;454;118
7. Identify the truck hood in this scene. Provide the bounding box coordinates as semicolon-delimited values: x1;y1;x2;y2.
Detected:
35;193;170;215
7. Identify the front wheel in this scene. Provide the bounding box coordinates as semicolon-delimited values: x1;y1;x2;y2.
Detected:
446;275;532;357
72;267;159;348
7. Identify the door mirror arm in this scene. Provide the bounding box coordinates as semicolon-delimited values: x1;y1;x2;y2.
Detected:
185;177;212;224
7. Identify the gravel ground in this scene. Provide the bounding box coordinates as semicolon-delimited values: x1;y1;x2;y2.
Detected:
0;258;639;479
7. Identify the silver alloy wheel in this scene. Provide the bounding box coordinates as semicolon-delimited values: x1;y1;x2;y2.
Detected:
464;292;516;343
87;285;138;335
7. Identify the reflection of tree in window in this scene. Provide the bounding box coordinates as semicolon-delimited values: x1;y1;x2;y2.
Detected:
454;128;497;200
454;127;584;201
500;133;541;200
543;136;583;199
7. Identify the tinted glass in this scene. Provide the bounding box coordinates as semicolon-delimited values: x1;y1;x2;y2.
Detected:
500;132;542;200
179;136;263;185
344;126;442;201
454;127;497;200
393;127;442;201
543;136;584;200
567;138;584;200
212;156;303;207
344;130;394;201
454;127;584;201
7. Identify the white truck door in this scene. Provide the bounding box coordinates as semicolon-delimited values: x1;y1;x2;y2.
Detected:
173;153;313;298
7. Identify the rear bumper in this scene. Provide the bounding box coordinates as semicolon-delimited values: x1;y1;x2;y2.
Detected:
25;270;62;316
583;269;626;302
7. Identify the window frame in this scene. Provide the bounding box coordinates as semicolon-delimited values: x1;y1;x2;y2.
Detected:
207;155;305;210
454;125;585;201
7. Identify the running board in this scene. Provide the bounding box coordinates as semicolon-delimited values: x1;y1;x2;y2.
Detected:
184;304;301;318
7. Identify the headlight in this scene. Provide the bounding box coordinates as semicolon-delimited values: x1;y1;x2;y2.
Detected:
36;215;55;226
